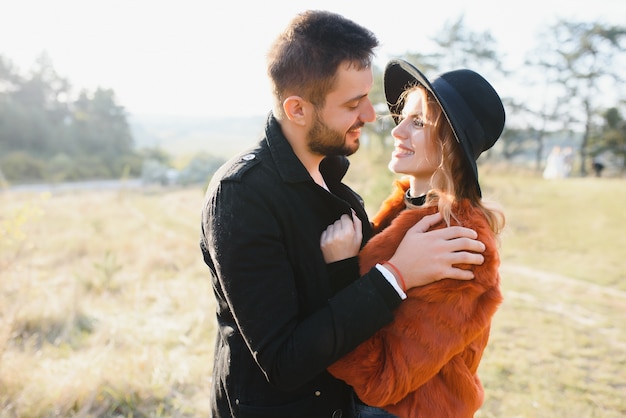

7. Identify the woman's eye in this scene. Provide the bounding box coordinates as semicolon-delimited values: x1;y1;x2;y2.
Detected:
412;117;425;128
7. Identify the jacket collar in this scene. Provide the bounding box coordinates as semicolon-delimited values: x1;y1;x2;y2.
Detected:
265;112;350;186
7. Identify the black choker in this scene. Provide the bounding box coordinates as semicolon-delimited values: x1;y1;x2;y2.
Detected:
405;190;426;206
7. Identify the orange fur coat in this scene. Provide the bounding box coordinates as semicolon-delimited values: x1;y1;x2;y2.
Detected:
328;180;503;418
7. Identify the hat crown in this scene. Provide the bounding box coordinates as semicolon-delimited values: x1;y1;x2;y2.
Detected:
434;69;505;158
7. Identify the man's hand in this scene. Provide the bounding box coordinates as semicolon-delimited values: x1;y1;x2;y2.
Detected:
388;212;485;289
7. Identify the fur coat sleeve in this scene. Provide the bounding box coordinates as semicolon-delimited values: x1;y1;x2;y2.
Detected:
327;184;503;418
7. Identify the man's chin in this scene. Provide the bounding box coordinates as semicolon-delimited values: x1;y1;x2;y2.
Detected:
345;139;360;156
325;146;358;157
345;144;359;156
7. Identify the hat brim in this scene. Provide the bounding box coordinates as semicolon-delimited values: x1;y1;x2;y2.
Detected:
383;60;480;190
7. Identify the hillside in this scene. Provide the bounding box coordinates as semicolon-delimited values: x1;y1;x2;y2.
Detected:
129;114;266;158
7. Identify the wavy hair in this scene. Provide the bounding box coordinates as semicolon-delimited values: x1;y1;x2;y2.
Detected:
400;86;505;235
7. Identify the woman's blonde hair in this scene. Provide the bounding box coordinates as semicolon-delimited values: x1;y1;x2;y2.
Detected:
401;85;505;235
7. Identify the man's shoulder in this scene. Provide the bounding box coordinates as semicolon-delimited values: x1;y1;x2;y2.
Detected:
207;142;276;191
218;150;264;182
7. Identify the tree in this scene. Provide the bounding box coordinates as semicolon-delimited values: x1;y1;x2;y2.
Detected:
0;52;140;182
70;88;136;177
0;55;22;95
17;53;72;154
502;95;567;172
428;14;507;78
590;106;626;173
528;20;626;176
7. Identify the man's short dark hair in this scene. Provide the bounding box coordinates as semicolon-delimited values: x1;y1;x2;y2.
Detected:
267;10;379;115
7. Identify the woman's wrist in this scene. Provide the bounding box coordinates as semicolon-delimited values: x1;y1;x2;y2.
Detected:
381;260;407;292
375;263;407;299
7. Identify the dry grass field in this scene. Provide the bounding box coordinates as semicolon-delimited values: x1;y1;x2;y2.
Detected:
1;169;625;417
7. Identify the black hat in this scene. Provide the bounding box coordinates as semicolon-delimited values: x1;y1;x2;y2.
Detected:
384;59;505;194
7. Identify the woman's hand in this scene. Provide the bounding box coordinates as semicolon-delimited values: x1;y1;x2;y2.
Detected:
320;210;363;263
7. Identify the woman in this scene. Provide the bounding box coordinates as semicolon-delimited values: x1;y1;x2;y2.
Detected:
321;59;506;418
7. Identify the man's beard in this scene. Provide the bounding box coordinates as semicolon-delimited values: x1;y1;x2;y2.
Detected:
307;111;360;157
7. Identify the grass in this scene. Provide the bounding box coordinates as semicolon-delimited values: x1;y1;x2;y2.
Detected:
1;168;625;417
0;188;214;417
476;170;626;417
481;169;626;290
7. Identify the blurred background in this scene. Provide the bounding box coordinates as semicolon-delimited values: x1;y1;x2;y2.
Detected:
1;0;625;417
1;0;625;184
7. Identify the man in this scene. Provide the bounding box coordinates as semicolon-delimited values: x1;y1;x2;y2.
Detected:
200;10;485;418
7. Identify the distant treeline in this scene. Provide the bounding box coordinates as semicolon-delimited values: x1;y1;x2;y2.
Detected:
0;53;150;184
3;13;626;184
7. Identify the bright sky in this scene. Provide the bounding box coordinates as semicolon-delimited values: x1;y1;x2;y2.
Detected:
2;0;623;118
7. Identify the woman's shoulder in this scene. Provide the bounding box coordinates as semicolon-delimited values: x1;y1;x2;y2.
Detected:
453;200;494;236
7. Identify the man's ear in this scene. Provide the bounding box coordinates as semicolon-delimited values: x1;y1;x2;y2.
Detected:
283;96;308;126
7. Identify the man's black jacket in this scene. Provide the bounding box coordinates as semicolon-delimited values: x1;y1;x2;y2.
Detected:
200;114;401;417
